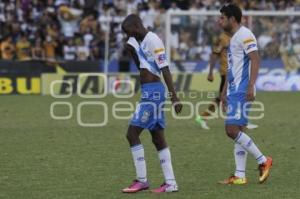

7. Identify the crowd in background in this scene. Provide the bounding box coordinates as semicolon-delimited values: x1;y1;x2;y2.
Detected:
0;0;300;70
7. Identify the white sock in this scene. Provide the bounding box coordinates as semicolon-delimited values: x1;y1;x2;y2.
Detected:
234;143;248;178
158;147;177;185
235;132;267;164
131;144;147;182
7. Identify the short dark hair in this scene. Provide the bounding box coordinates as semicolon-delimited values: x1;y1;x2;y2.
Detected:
220;4;242;23
121;14;143;31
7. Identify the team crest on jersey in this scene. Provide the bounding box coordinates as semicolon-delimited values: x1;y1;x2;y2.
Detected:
247;43;256;50
234;108;242;120
158;53;166;64
141;111;150;123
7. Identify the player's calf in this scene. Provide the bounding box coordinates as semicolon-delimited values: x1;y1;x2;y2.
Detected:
150;129;167;151
126;125;143;146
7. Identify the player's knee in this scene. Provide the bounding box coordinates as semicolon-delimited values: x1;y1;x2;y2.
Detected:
225;129;236;139
126;131;136;143
225;125;240;140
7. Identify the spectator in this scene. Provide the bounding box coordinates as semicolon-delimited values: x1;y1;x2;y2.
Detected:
169;2;182;30
63;38;76;60
31;38;45;60
57;3;82;38
10;17;21;41
90;39;104;60
0;0;300;63
82;28;94;48
80;13;98;34
46;0;56;14
46;24;60;40
0;36;15;60
16;33;31;60
0;2;5;23
126;0;138;14
75;38;89;60
55;34;66;59
139;2;158;29
258;31;273;49
44;35;57;61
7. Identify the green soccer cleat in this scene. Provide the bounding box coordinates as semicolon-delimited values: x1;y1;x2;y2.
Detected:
195;116;210;130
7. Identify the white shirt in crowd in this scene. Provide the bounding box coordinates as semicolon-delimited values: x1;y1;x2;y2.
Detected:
63;45;76;60
76;45;90;60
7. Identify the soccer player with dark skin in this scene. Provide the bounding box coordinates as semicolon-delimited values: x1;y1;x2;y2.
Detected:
217;4;273;185
122;18;182;149
121;14;182;193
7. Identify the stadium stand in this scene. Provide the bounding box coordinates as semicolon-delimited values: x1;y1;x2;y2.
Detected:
0;0;299;64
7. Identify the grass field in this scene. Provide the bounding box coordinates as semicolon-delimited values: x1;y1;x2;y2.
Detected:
0;92;299;199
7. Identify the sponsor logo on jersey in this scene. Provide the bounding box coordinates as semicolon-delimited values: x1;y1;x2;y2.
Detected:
243;38;255;44
154;48;165;54
158;53;166;64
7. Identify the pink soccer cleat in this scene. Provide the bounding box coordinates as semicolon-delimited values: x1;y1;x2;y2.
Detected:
122;180;150;193
151;183;178;193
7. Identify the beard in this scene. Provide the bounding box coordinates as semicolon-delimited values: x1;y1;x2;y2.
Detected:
222;25;232;33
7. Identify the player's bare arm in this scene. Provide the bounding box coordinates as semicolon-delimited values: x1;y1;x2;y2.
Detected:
124;43;160;84
220;75;227;112
124;44;140;67
247;50;260;101
207;53;219;82
161;67;182;114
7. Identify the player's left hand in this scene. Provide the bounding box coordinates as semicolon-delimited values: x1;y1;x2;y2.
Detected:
220;93;227;112
171;97;182;114
207;72;214;82
246;86;255;101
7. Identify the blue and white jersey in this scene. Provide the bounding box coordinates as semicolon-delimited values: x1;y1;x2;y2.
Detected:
127;32;168;77
227;26;258;95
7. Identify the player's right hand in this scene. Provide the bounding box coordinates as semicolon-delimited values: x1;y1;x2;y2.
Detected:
246;85;255;101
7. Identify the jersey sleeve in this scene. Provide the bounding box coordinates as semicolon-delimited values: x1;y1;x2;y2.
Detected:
127;37;139;51
150;35;168;69
242;31;258;54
